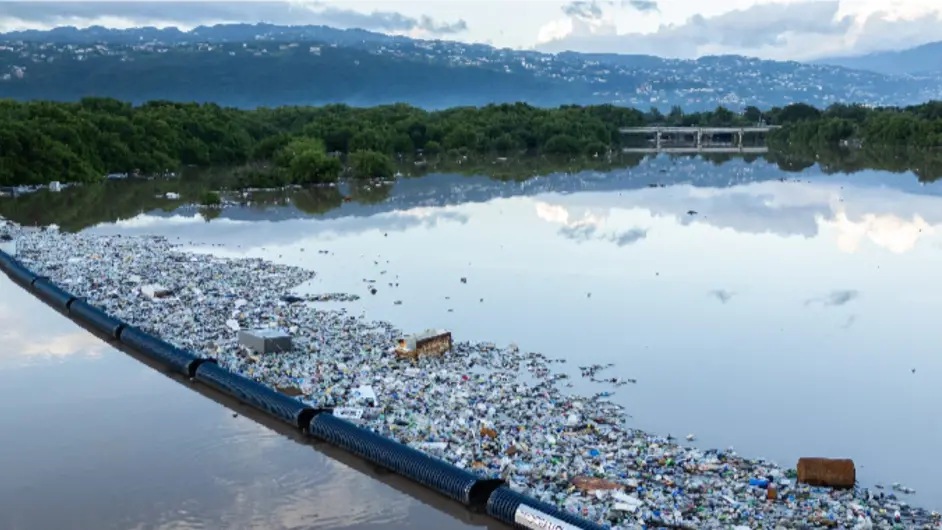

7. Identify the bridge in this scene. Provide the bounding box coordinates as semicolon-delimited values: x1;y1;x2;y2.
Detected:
621;146;770;154
619;126;781;150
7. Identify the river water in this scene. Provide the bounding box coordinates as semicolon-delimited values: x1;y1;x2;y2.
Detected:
2;153;940;527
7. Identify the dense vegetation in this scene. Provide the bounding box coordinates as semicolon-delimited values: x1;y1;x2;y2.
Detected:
0;98;732;186
1;98;941;187
768;101;942;148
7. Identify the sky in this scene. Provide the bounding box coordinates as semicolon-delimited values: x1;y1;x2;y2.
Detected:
0;0;940;61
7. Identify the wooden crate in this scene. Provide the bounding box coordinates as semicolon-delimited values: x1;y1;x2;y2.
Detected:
395;329;452;360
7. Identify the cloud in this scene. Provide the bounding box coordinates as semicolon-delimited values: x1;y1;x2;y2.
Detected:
561;0;657;20
562;1;604;20
0;1;468;36
306;4;468;35
536;0;939;61
623;0;658;13
539;0;620;44
850;8;942;56
0;1;295;30
680;2;854;49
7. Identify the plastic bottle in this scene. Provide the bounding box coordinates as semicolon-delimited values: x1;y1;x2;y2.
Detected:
749;478;770;488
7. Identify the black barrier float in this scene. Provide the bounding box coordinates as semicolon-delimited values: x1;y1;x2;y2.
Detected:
30;277;77;313
194;362;319;429
309;413;505;509
1;248;608;530
120;325;207;377
0;251;37;289
486;486;610;530
67;299;127;340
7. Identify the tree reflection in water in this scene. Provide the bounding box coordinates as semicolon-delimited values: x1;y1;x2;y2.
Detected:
2;148;940;232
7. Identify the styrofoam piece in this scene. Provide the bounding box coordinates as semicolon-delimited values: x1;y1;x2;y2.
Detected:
238;328;292;353
351;385;377;407
140;284;172;300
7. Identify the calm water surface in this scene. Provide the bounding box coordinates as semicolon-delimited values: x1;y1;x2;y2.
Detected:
3;154;941;526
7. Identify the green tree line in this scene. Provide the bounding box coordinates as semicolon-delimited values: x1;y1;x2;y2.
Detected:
767;101;942;148
2;98;941;187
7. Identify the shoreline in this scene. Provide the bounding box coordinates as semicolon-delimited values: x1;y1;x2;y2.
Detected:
1;219;938;529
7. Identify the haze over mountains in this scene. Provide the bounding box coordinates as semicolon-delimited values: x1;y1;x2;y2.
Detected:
0;23;939;111
816;42;942;77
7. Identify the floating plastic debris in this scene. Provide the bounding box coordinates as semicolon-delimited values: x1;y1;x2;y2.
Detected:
1;217;939;530
140;284;172;301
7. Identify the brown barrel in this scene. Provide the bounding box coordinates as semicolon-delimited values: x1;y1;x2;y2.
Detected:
797;457;856;489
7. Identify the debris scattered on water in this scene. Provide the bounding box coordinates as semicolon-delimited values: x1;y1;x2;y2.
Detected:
2;220;939;530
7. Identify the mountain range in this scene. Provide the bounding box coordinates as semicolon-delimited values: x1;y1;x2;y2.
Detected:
816;41;942;77
0;23;940;111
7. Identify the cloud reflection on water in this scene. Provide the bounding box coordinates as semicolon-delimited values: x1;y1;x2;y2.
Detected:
824;210;934;254
95;207;470;247
536;201;649;247
0;282;109;366
81;162;942;260
534;179;942;255
169;455;410;530
805;289;860;307
709;289;735;303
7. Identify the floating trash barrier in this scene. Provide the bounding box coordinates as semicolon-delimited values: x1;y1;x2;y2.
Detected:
30;277;78;313
487;486;610;530
119;325;208;377
68;299;127;340
195;362;320;429
0;249;36;288
309;413;504;510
